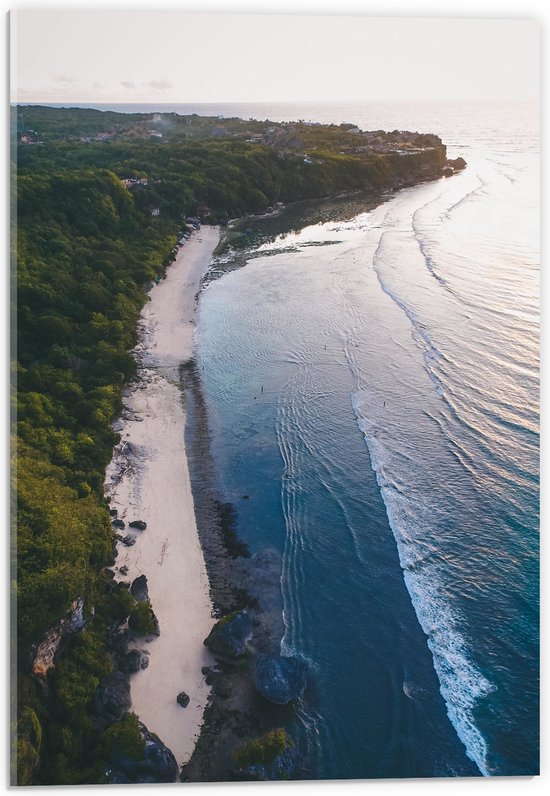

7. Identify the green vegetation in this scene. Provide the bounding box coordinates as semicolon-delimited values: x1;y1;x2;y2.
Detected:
232;728;293;768
101;713;145;762
13;149;179;784
128;601;158;637
12;104;447;785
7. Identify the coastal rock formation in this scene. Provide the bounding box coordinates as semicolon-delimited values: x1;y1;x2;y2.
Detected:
213;678;232;699
32;598;85;678
129;520;147;530
94;671;131;724
177;691;190;708
112;519;126;529
204;609;253;658
122;649;149;673
130;575;149;602
447;156;467;170
254;655;307;705
108;722;178;784
230;728;298;781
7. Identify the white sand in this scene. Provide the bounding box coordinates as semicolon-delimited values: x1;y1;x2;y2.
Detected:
104;226;220;766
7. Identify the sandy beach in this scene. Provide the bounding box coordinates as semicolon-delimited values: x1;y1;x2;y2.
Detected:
104;225;220;766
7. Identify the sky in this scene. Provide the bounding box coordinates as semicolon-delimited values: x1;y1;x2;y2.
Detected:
11;10;540;105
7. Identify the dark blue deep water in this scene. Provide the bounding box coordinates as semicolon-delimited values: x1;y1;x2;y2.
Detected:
192;101;539;779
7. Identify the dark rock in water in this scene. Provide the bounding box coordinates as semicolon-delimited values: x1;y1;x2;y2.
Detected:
130;574;149;602
119;535;136;547
112;518;125;529
119;565;129;576
204;609;253;658
129;520;147;530
123;648;147;673
107;722;178;783
254;655;307;705
241;495;250;500
95;671;131;722
109;508;118;517
177;691;190;708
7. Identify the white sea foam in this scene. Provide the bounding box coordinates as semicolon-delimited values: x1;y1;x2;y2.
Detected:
350;388;495;775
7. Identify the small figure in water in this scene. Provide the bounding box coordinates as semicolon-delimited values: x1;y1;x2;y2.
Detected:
261;386;264;394
383;401;386;407
324;344;327;350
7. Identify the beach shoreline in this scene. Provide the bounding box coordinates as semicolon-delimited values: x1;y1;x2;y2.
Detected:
104;225;220;767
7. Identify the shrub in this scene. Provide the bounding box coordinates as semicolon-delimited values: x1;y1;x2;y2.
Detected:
101;713;145;761
232;728;292;768
128;601;158;636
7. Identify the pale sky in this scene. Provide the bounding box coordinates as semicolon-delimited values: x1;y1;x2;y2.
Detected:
11;11;540;104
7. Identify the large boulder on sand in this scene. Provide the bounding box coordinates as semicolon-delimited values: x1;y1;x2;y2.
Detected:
254;655;307;705
447;156;467;171
122;649;149;673
204;610;253;658
130;575;149;602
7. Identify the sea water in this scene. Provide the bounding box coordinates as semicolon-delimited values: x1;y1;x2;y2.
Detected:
192;100;540;779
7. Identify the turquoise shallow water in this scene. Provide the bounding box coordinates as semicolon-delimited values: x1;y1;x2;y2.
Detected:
190;100;539;778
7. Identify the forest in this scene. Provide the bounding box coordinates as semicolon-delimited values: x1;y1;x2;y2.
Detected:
12;105;447;784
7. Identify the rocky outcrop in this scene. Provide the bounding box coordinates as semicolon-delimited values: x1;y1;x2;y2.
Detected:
130;575;149;602
32;598;86;678
447;156;467;170
94;671;131;724
107;722;178;784
230;728;298;781
177;691;190;708
129;520;147;530
122;649;149;673
204;610;253;658
254;655;307;705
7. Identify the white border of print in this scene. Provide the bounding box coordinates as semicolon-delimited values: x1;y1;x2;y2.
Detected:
1;2;546;796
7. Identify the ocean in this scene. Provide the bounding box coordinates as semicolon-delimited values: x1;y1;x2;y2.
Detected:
84;99;540;778
191;99;539;779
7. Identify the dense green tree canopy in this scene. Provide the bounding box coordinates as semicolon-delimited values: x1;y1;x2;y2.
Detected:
12;105;446;785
